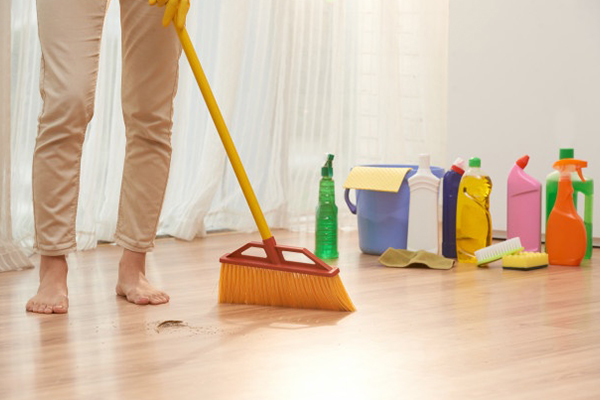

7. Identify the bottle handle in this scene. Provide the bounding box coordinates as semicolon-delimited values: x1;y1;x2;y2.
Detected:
584;193;594;223
344;189;357;215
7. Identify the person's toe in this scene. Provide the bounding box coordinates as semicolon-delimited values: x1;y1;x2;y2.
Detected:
53;302;67;314
33;303;44;313
43;305;54;314
150;294;165;305
26;300;34;312
133;294;150;305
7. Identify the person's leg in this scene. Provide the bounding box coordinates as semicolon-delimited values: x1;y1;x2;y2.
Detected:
114;0;181;305
27;0;109;314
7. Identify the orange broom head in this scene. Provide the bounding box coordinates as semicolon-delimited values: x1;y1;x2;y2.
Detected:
219;237;356;312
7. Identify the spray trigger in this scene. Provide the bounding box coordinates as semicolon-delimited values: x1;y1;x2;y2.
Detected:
576;167;586;182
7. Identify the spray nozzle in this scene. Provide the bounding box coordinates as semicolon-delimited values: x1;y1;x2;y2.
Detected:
322;154;334;178
553;158;587;182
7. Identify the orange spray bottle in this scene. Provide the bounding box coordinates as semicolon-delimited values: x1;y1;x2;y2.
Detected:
546;158;588;266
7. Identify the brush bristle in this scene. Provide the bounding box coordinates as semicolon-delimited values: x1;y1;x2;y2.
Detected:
219;263;356;312
475;237;524;265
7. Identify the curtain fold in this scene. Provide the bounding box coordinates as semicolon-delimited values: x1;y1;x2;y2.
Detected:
10;0;448;253
1;0;33;272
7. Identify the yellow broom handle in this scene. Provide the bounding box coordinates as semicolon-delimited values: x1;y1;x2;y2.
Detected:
176;27;272;241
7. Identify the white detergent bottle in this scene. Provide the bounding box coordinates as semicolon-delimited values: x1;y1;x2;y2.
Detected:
407;154;441;253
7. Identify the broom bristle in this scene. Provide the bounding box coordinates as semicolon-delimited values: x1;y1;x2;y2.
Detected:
219;263;356;312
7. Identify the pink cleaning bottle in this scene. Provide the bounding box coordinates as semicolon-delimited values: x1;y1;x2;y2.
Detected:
507;155;542;252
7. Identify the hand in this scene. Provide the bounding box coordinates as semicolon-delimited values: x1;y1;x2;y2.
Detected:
148;0;190;29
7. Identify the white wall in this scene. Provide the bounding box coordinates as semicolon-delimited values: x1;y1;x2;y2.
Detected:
448;0;600;242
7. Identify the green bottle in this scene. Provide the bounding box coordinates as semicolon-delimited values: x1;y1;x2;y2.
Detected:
315;154;339;259
546;148;594;259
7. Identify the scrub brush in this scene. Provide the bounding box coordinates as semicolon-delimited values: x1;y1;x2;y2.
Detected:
474;237;524;266
502;252;549;271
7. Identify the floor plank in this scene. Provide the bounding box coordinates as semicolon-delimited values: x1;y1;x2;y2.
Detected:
1;230;599;400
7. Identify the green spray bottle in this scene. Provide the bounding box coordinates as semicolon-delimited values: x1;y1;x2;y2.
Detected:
546;148;594;259
315;154;339;259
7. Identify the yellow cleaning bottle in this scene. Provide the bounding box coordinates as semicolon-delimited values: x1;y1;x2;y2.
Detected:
456;157;493;263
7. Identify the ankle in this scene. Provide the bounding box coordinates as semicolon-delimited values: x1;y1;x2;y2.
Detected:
41;254;67;263
119;249;147;277
39;255;68;276
36;256;68;294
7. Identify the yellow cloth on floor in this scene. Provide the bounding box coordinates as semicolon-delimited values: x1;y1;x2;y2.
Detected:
343;167;411;193
379;248;455;270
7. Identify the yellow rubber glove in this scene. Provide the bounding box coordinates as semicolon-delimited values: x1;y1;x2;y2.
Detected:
148;0;190;29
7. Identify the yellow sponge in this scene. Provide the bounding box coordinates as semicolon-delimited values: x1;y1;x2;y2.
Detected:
343;167;411;193
502;252;549;271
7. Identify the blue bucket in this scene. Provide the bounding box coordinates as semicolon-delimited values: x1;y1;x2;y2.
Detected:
344;164;445;255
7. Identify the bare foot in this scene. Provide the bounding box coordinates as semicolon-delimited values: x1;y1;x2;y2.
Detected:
26;255;69;314
116;249;169;305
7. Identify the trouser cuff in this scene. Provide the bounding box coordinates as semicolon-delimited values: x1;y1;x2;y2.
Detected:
113;233;154;253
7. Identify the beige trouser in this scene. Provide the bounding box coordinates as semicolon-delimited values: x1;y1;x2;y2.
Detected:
33;0;182;256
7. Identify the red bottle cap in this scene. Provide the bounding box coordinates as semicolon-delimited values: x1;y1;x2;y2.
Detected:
450;157;465;175
516;155;529;169
451;165;465;175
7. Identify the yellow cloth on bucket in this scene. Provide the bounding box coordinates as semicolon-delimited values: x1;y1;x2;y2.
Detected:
379;248;455;270
343;167;411;193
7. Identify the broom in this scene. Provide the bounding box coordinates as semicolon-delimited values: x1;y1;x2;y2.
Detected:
174;27;356;312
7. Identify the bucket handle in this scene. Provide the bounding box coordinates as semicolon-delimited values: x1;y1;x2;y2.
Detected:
344;189;357;215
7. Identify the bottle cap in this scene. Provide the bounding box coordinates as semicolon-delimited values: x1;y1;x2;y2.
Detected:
321;154;334;178
451;157;465;175
559;148;574;159
469;157;481;168
516;155;529;169
418;154;431;170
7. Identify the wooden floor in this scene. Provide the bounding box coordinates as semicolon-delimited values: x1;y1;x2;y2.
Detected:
1;230;599;400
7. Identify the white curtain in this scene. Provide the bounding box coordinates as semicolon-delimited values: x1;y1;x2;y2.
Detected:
9;0;448;253
1;0;33;272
